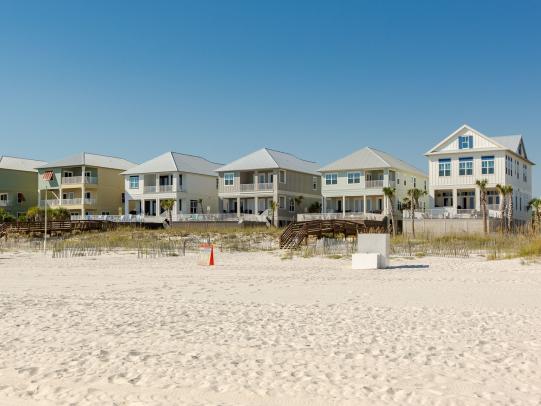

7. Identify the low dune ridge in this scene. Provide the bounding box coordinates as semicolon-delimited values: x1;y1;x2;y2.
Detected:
0;251;540;405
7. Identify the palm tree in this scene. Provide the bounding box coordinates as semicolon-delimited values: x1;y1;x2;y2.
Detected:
527;198;541;232
269;200;278;227
476;179;489;235
496;184;507;232
405;188;427;238
160;199;175;225
506;186;514;232
294;196;304;214
382;186;396;236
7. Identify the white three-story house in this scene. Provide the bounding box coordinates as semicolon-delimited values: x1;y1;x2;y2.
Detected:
316;147;428;220
425;124;534;222
122;152;222;221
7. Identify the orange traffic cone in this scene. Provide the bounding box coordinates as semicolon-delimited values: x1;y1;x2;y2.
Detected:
209;245;215;266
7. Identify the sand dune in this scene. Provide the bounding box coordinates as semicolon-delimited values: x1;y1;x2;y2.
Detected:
1;251;541;405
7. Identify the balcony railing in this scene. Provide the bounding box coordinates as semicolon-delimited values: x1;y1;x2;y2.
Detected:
144;186;157;193
61;176;98;185
297;212;385;221
143;185;180;193
220;182;275;193
158;185;173;193
365;180;384;188
0;200;10;207
403;208;501;220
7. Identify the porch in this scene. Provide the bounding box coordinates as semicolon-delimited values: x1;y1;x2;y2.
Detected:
220;197;273;215
323;195;386;215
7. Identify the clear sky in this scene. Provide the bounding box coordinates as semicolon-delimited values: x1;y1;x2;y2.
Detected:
1;1;539;194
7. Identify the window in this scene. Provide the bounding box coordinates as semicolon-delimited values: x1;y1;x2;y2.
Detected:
438;159;451;177
389;171;396;182
0;193;7;203
84;192;91;199
121;193;125;203
516;160;519;179
63;171;73;178
279;170;286;184
506;156;513;176
312;176;318;190
523;164;528;182
289;198;295;212
279;196;286;209
129;176;139;189
101;211;110;215
190;200;198;214
487;191;500;206
179;174;183;187
224;173;234;186
258;174;266;183
216;178;219;189
459;135;473;149
412;177;417;187
481;156;495;175
347;172;361;184
325;173;337;185
459;157;473;176
424;181;427;191
84;171;91;178
178;199;182;212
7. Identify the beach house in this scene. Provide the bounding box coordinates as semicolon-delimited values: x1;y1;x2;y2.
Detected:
314;147;428;220
122;152;222;221
216;148;321;226
0;156;47;218
425;124;534;223
37;153;136;218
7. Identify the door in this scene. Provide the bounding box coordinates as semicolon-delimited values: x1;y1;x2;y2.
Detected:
378;198;383;211
337;199;342;213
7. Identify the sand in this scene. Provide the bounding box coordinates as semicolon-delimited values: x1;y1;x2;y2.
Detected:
0;250;541;405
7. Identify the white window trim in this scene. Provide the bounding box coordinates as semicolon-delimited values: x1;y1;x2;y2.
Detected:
289;197;295;212
279;170;286;184
347;172;361;184
312;176;318;190
325;173;338;185
279;196;286;209
224;172;235;186
129;176;139;189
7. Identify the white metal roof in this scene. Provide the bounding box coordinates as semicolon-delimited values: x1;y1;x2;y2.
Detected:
319;147;427;177
216;148;320;175
491;135;523;153
0;156;47;172
37;152;136;171
122;152;222;177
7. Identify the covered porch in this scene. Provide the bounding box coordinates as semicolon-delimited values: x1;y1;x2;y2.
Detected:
220;197;273;215
323;195;386;215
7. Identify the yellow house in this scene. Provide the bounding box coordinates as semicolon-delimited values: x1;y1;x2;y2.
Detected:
37;153;137;217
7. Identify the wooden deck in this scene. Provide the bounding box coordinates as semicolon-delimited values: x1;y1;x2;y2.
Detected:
0;221;116;238
279;219;385;249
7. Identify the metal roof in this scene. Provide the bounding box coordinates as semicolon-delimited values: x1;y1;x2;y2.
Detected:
491;135;523;153
122;152;222;177
0;156;47;172
37;152;136;170
216;148;320;175
319;147;427;177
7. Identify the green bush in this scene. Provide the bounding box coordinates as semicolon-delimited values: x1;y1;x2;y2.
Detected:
0;208;15;222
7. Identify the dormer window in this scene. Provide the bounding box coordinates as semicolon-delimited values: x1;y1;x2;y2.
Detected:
459;135;473;149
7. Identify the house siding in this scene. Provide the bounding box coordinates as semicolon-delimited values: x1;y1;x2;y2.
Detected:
0;169;40;217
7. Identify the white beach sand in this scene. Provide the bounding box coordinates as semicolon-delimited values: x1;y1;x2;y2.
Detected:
1;250;541;405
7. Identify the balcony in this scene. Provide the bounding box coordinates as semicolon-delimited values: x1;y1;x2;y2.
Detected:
62;176;98;185
220;182;275;194
42;198;97;207
365;180;384;188
143;185;179;193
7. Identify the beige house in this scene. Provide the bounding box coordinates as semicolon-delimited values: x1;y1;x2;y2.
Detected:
122;152;222;221
316;147;428;220
37;153;137;217
425;124;534;222
0;156;47;218
216;148;321;226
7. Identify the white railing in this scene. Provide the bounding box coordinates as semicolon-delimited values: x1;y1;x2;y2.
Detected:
403;208;500;220
61;176;98;185
240;183;255;192
297;212;385;221
41;199;60;207
365;180;384;188
158;185;173;193
144;186;157;193
70;214;145;222
0;200;9;207
257;182;274;191
175;212;269;223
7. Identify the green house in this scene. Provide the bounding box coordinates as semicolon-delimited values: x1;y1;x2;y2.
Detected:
0;156;47;218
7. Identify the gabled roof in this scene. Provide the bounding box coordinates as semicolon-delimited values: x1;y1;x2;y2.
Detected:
122;152;222;177
319;147;426;177
0;156;47;172
426;124;533;164
37;152;136;171
216;148;320;175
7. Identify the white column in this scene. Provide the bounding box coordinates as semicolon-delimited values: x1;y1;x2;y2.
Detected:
237;197;241;217
475;187;481;211
452;188;458;213
140;199;144;215
124;196;130;216
81;165;86;216
254;196;259;214
342;196;346;217
363;195;367;214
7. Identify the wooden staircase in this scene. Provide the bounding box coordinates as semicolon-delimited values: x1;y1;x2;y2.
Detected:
279;219;384;249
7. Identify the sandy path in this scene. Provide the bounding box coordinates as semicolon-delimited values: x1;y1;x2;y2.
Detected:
0;251;540;405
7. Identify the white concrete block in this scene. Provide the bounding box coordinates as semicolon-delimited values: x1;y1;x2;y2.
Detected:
352;253;380;270
358;233;390;268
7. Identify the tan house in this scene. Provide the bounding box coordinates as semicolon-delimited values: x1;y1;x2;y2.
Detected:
37;153;137;217
216;148;321;226
0;156;47;218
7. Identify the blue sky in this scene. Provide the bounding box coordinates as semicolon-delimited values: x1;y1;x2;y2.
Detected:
1;1;540;194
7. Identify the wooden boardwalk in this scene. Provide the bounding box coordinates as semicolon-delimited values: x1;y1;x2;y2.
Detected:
280;219;385;249
0;221;116;238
